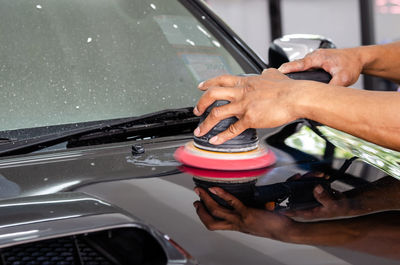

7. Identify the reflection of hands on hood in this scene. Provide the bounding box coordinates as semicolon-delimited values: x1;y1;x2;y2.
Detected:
193;184;400;260
284;175;400;221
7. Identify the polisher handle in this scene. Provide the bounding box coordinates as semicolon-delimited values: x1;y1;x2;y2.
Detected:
243;69;332;83
285;69;332;84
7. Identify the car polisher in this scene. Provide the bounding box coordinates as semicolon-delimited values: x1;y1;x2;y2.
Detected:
174;100;276;171
174;71;332;172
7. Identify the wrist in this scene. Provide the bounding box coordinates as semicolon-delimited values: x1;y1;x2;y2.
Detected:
289;80;325;121
356;45;378;73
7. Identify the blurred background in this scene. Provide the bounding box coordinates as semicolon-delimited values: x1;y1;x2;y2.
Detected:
204;0;400;90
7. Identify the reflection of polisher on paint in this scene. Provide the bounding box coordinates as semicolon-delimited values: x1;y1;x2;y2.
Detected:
180;166;331;211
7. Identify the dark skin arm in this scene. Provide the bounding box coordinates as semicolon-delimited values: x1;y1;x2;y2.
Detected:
194;187;400;260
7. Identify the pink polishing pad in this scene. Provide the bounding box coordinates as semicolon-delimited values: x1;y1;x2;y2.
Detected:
174;141;276;171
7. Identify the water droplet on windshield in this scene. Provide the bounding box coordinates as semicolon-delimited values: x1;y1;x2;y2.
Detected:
185;39;195;46
36;4;42;9
150;3;156;10
87;37;92;43
212;40;221;47
173;24;178;29
75;106;80;109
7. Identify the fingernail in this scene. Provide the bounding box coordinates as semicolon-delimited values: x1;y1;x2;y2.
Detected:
208;187;218;195
193;106;200;116
194;127;200;136
194;188;200;196
278;65;285;72
315;185;324;194
209;136;218;144
198;81;204;88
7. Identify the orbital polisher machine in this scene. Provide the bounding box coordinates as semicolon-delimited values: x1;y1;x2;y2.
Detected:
174;70;331;172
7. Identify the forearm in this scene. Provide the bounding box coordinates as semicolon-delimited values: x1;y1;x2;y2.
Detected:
294;81;400;150
285;212;400;259
357;42;400;83
344;176;400;214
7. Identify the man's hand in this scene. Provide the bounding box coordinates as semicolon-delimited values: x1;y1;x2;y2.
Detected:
193;187;295;240
283;185;355;220
193;69;304;145
278;48;363;87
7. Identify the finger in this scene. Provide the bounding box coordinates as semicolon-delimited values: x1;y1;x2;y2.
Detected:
198;75;244;91
194;86;242;116
261;68;290;80
194;102;242;137
196;187;240;222
287;173;302;182
194;201;235;231
313;185;337;208
278;59;309;74
208;187;248;214
301;171;325;179
208;119;248;145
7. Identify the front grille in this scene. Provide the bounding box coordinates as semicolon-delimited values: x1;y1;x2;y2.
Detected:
0;228;167;265
1;236;112;265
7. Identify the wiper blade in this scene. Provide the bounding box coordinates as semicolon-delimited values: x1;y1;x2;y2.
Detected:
0;107;198;157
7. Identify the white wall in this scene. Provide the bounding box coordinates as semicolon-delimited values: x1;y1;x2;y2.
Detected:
282;0;361;49
206;0;271;61
206;0;362;62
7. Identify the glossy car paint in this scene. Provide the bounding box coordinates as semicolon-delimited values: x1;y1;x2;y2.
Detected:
0;1;399;265
0;124;398;265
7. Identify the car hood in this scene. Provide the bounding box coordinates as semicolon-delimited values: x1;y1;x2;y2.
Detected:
0;125;397;265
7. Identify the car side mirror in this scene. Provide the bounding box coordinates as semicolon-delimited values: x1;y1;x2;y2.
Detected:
268;34;336;68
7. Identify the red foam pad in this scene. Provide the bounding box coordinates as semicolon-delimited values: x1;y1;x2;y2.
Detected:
174;142;276;171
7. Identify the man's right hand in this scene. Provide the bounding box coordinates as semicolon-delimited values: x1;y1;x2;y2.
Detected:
278;48;363;87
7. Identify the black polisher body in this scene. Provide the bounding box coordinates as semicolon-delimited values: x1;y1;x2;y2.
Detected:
193;100;258;153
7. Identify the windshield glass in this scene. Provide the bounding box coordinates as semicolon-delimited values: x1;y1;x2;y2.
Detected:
0;0;244;134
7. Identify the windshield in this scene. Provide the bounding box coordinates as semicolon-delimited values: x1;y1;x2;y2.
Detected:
0;0;244;134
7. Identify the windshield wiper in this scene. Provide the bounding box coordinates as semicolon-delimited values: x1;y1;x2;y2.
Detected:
0;107;198;157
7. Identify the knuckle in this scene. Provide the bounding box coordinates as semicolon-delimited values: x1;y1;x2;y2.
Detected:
205;88;217;101
210;208;219;217
228;123;239;135
205;223;215;231
313;48;324;57
294;59;305;68
209;107;221;120
236;77;246;87
217;74;233;83
244;111;255;125
339;74;351;85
